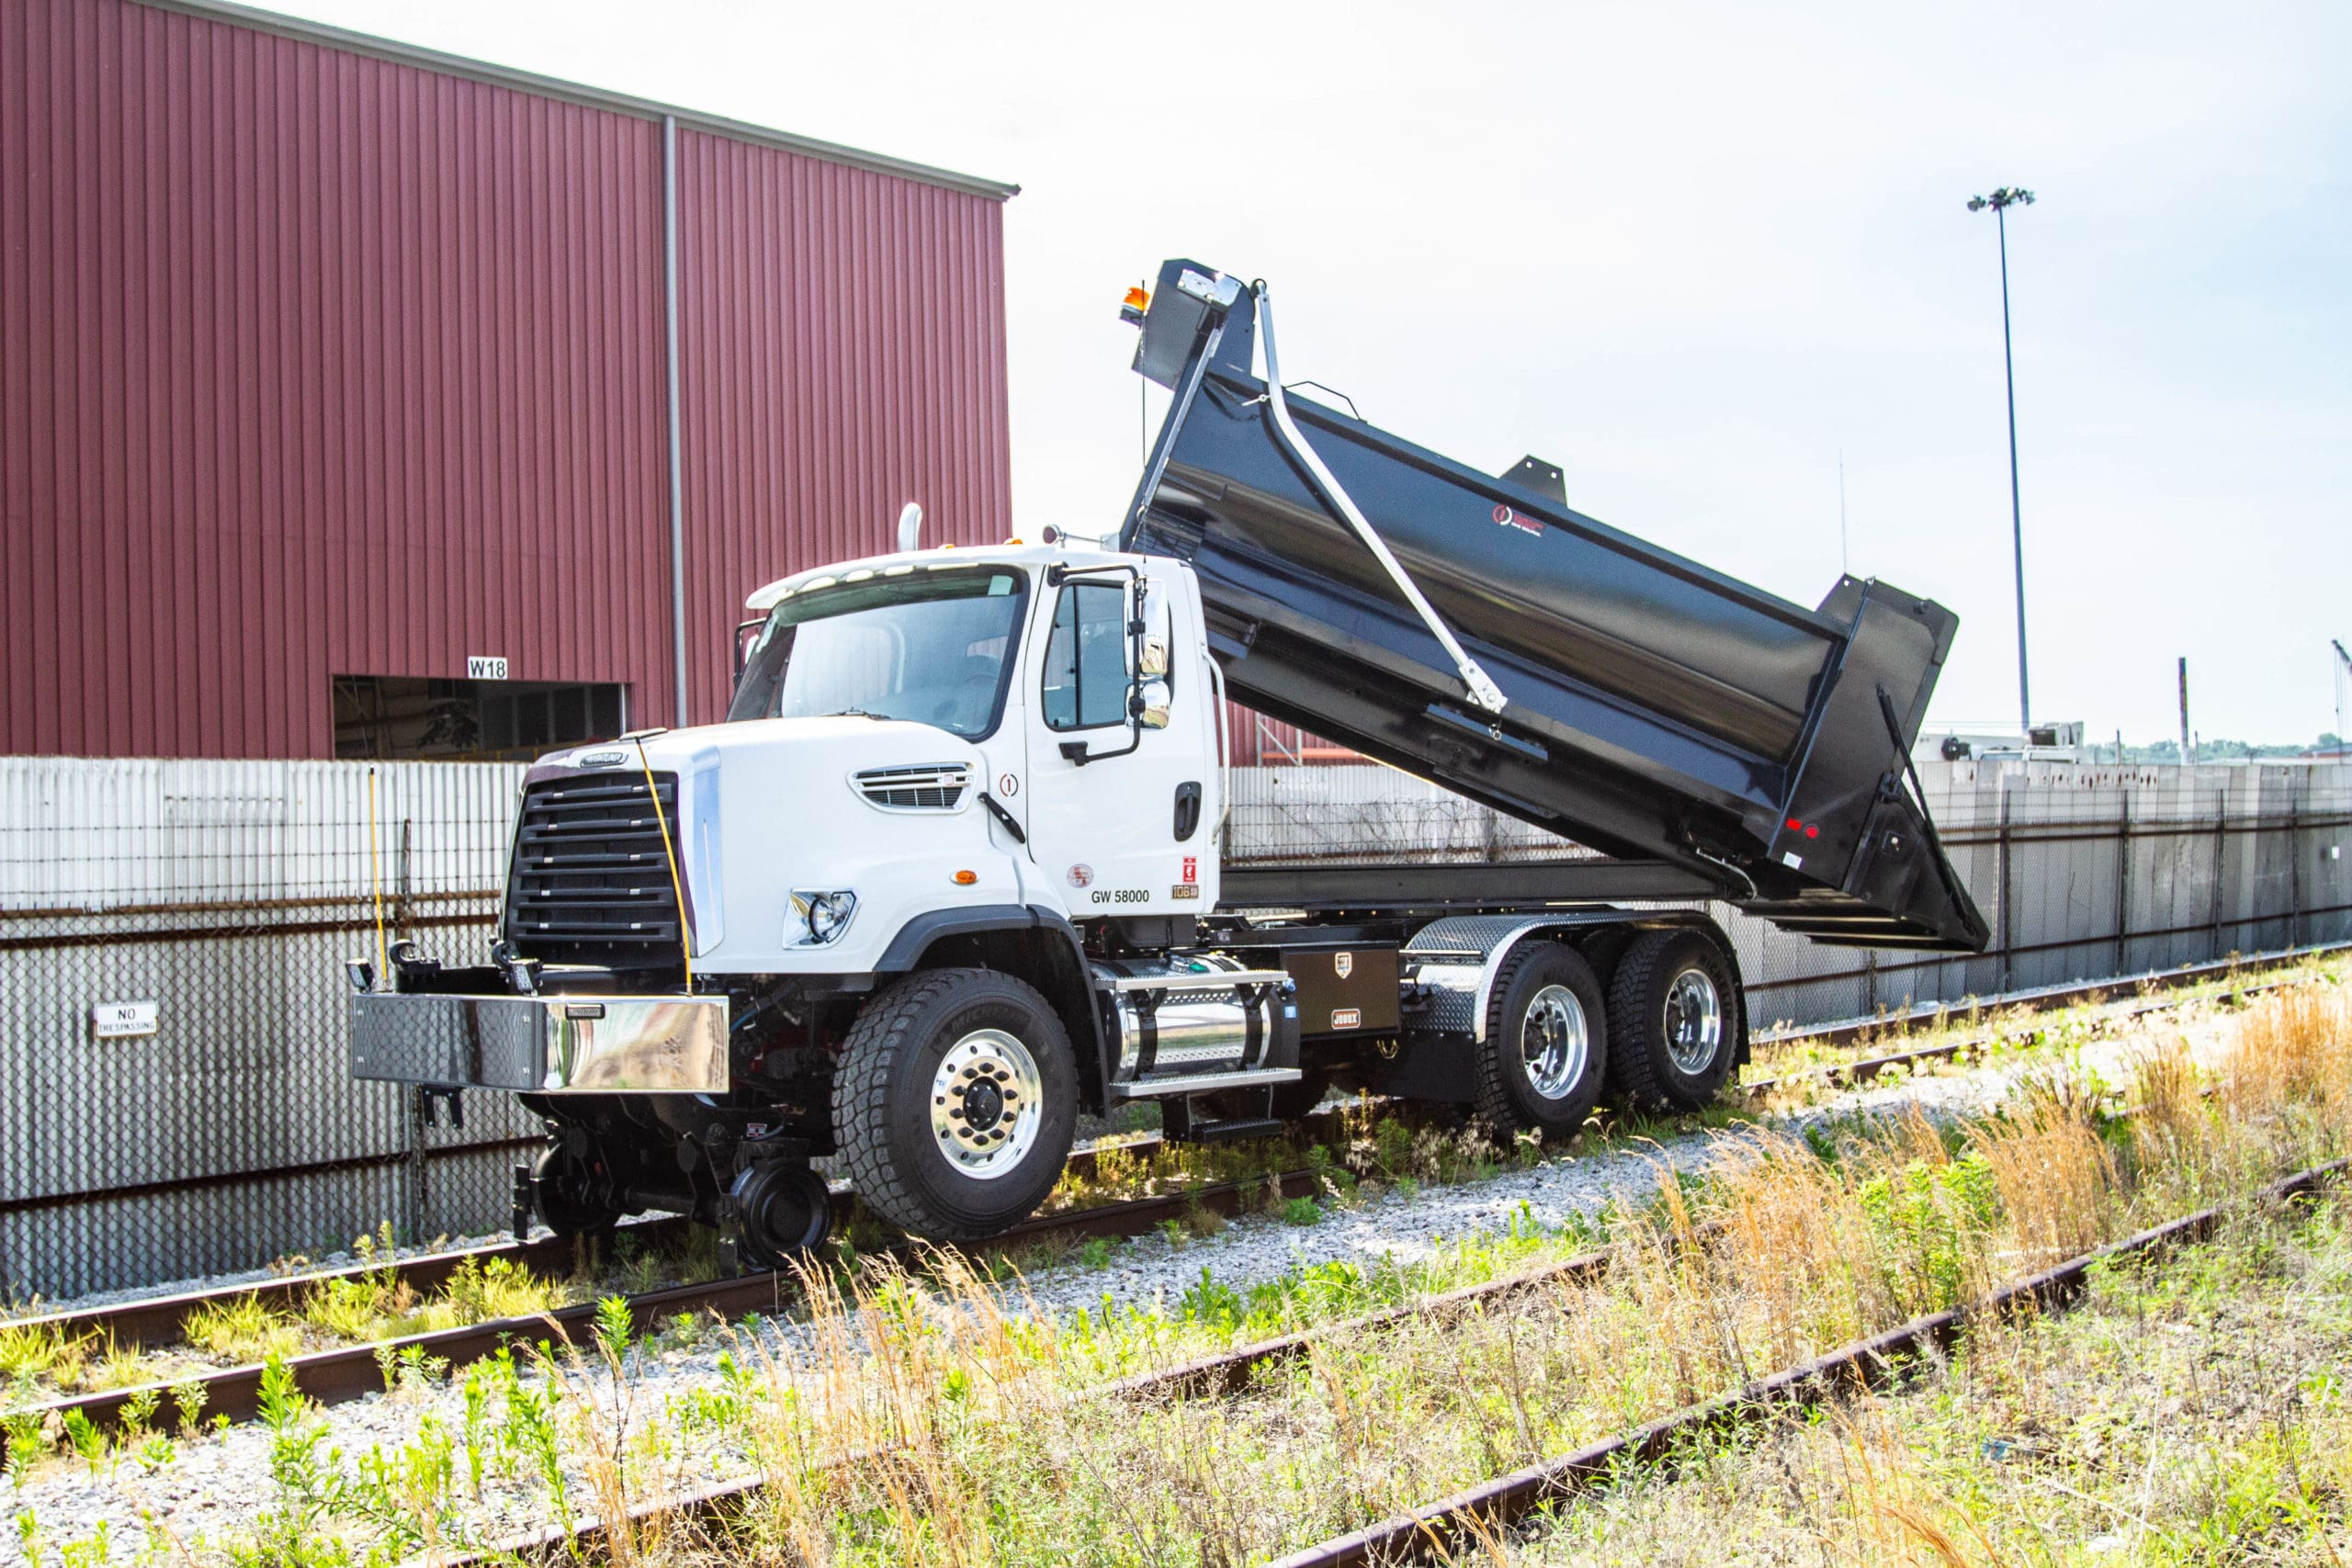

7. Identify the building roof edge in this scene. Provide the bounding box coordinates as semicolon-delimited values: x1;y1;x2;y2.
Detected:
132;0;1023;200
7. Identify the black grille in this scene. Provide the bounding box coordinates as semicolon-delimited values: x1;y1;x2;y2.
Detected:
503;773;687;969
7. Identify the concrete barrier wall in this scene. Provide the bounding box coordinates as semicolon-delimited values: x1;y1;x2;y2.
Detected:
2;755;2344;1298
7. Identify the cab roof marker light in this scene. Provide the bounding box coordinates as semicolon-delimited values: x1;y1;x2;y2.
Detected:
845;568;875;581
883;564;915;576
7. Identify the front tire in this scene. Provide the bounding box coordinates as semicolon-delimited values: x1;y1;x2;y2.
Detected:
1474;942;1608;1137
1607;930;1739;1114
833;968;1079;1242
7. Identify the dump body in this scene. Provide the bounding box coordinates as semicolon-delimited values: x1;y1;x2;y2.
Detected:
1124;260;1987;952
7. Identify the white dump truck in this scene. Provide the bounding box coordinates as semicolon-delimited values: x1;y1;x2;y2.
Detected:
348;260;1986;1266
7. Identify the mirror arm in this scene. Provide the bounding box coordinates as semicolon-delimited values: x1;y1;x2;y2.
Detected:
1050;566;1165;766
733;617;765;681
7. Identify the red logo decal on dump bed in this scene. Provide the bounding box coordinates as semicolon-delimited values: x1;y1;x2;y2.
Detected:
1492;503;1543;537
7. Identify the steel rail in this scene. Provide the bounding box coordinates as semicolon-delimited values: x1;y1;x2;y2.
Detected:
463;1242;1638;1563
1;1119;1242;1356
1747;939;2349;1049
459;1109;2352;1564
15;943;2335;1396
1753;939;2348;1038
10;942;2337;1486
1271;1156;2351;1567
0;1156;1325;1461
1744;960;2338;1100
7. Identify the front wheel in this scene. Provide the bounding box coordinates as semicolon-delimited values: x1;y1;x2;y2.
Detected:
1474;942;1609;1137
833;968;1079;1241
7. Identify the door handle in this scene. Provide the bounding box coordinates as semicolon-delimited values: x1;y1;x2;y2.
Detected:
1172;781;1202;841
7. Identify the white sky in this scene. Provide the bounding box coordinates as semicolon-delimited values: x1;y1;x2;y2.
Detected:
281;0;2351;745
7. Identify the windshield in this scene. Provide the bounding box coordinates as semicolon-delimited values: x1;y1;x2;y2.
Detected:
727;568;1027;739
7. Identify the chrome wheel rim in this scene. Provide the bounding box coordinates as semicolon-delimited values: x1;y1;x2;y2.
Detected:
930;1029;1044;1180
1664;968;1724;1075
1521;985;1589;1100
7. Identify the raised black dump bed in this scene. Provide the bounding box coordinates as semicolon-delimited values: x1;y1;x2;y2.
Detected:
1124;259;1987;952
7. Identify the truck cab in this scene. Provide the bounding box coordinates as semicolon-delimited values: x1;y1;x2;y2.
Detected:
355;536;1294;1262
551;537;1227;983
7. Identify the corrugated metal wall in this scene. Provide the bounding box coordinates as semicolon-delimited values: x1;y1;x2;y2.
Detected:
0;755;533;1298
0;0;1013;759
675;131;1011;724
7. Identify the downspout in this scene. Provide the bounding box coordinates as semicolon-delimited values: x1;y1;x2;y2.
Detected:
662;115;690;727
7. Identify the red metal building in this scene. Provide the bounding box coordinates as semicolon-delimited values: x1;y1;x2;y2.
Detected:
1;0;1014;761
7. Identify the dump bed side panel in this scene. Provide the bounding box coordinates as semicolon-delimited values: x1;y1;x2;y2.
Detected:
1123;260;1987;952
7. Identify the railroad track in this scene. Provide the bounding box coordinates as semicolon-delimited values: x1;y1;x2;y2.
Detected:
1273;1157;2351;1566
0;1143;1324;1449
462;1069;2351;1564
4;942;2337;1465
1742;952;2337;1099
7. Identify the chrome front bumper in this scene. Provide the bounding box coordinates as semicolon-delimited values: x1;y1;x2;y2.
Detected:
348;992;729;1094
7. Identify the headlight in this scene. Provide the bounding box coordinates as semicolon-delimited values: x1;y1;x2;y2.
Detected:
785;889;859;947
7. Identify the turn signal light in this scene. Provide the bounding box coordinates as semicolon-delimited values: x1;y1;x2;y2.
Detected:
952;869;978;886
1119;285;1149;326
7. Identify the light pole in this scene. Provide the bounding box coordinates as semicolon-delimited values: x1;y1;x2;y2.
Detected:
1968;186;2035;735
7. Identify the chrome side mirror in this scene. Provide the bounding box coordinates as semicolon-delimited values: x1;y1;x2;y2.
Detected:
1136;679;1172;729
1136;579;1171;677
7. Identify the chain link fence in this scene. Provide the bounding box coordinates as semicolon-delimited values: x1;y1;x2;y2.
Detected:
1720;759;2351;1031
4;752;2346;1301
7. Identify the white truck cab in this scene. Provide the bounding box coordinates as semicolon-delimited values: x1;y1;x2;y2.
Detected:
353;533;1299;1261
639;536;1226;978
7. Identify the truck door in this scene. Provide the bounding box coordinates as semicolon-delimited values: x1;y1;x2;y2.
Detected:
1022;568;1216;919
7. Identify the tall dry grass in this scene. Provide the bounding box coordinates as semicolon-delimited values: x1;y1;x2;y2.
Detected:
2220;983;2352;1137
1968;1073;2116;1268
338;973;2352;1567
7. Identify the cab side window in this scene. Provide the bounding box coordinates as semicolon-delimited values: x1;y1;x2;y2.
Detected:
1042;582;1129;730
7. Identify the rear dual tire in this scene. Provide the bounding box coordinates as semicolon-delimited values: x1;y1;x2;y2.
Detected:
1607;930;1738;1115
1476;943;1609;1137
1476;931;1739;1134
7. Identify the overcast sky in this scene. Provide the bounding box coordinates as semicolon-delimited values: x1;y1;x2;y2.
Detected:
282;0;2350;745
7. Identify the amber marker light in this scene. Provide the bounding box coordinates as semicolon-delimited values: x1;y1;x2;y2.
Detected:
952;870;978;886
